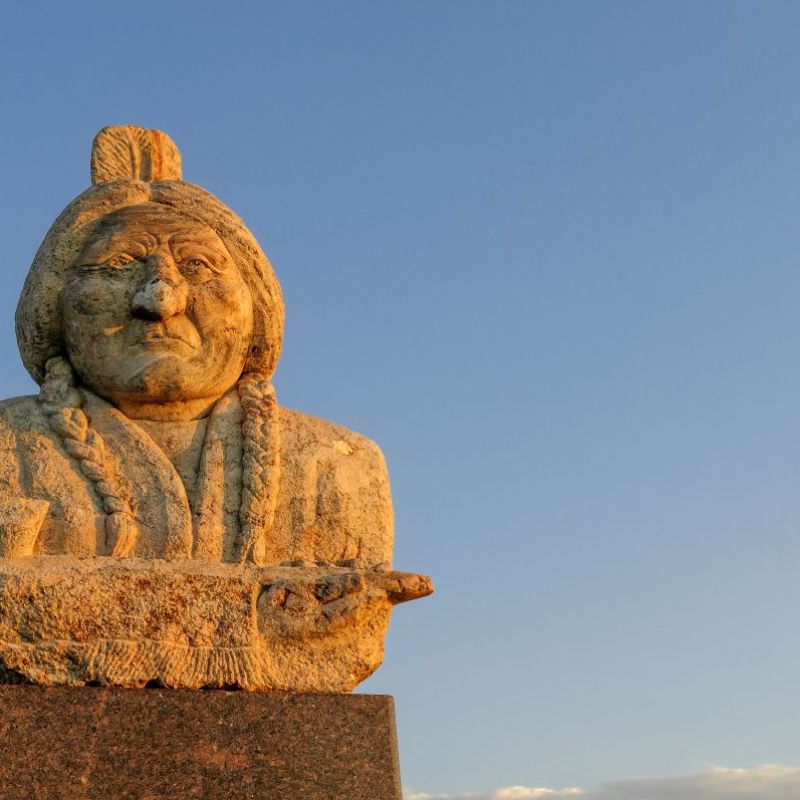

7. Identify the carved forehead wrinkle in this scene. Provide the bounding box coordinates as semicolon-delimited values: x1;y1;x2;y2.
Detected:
92;203;217;237
170;228;230;247
80;203;234;261
79;229;155;262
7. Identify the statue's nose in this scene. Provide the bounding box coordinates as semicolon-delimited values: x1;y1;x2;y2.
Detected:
131;256;188;320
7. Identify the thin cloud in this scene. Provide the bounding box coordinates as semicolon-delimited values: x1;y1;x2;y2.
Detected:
405;786;584;799
590;764;800;800
406;764;800;800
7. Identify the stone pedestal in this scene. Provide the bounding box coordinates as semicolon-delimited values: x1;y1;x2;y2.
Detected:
0;686;403;799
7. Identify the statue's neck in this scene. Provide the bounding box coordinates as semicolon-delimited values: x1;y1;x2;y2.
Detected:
111;396;220;421
134;417;209;503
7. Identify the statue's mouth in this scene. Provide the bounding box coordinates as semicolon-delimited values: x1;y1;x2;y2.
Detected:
135;320;200;353
138;330;198;353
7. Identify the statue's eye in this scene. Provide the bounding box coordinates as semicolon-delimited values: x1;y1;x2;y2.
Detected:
106;254;134;268
180;257;214;279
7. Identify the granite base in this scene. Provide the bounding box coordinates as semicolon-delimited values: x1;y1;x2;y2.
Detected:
0;686;403;799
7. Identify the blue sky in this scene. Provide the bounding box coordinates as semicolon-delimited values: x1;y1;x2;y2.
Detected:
2;2;800;796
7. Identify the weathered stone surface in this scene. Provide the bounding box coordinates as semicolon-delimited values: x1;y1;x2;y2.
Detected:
0;686;403;799
0;557;431;691
0;125;432;689
0;394;395;566
91;125;183;184
11;186;393;566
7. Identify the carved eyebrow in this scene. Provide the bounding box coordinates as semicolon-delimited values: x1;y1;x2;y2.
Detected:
79;237;149;264
169;230;225;247
170;240;231;265
96;229;158;250
170;240;224;253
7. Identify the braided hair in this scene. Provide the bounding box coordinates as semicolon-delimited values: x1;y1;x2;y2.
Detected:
38;357;281;563
39;356;136;556
236;373;281;564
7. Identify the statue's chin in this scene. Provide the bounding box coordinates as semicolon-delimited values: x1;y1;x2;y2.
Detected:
73;343;245;414
90;354;210;406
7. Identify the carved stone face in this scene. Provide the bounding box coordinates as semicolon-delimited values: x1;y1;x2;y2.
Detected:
61;203;254;419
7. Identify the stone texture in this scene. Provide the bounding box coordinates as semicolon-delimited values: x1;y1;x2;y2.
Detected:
0;557;431;691
91;125;183;183
9;124;395;566
0;394;395;566
0;125;432;689
0;686;403;799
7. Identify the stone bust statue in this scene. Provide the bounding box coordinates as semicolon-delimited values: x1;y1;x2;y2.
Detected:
0;126;430;691
7;126;390;567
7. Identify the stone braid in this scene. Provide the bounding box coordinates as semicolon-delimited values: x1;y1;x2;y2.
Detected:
237;372;281;564
38;356;137;556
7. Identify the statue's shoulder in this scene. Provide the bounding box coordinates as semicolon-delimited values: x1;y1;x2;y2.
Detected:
278;405;389;474
0;393;40;413
275;405;393;566
0;396;50;497
0;394;46;438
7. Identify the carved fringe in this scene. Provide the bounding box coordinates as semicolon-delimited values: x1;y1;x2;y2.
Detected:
0;638;360;692
2;640;269;691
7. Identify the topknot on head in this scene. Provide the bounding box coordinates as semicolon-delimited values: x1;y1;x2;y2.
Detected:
91;126;182;185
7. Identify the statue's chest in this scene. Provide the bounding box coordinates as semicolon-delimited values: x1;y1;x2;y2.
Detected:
134;418;209;509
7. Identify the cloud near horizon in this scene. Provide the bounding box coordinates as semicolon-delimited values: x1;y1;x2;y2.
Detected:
406;790;582;800
405;764;800;800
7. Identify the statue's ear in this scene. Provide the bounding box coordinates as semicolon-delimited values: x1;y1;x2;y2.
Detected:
90;125;182;185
